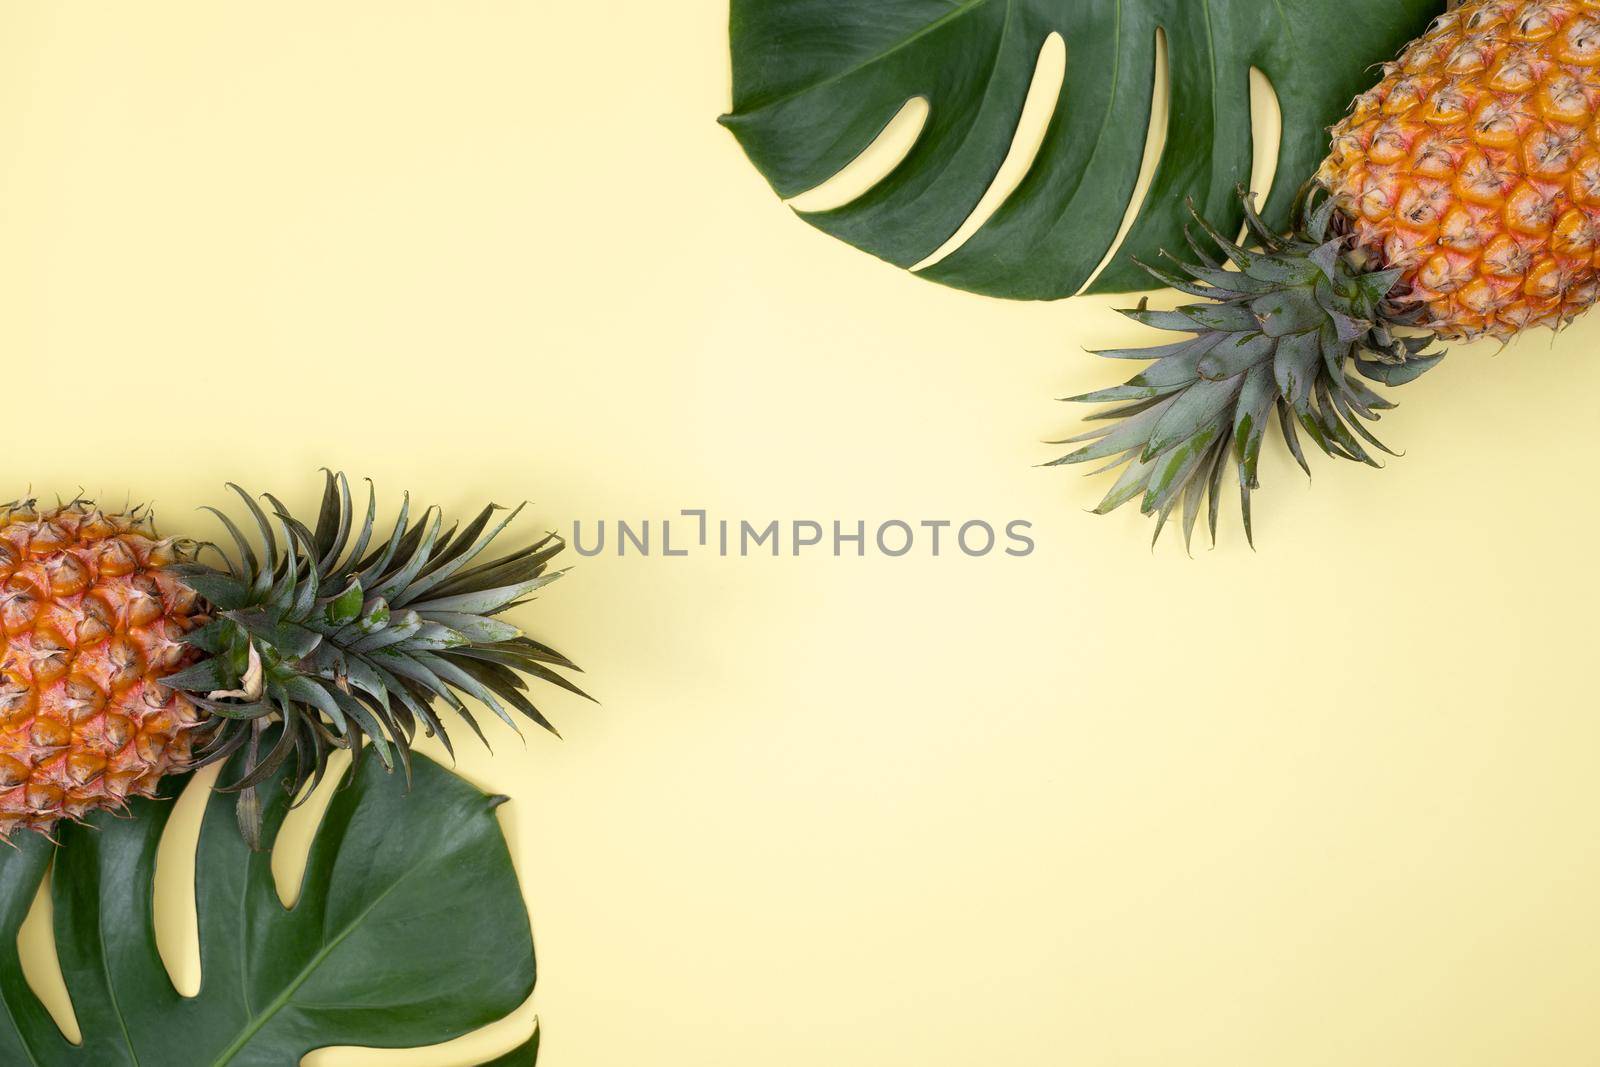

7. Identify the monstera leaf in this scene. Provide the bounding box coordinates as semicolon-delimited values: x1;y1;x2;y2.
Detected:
0;743;539;1066
721;0;1442;297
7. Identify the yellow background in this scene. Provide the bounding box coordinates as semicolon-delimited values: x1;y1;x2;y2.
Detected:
4;3;1600;1065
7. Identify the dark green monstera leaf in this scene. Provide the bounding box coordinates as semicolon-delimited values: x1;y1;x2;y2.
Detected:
721;0;1443;297
0;743;539;1066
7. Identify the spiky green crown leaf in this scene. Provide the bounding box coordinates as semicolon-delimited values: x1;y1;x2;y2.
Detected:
164;471;586;846
1049;185;1447;548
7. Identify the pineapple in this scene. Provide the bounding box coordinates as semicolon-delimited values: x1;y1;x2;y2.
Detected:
0;473;583;846
1054;0;1600;543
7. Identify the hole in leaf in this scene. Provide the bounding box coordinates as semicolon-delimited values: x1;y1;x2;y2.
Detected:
786;96;929;214
154;765;220;997
19;867;81;1044
272;747;351;909
1080;26;1170;293
1245;66;1283;228
913;31;1067;273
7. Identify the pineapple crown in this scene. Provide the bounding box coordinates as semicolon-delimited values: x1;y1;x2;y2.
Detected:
1049;185;1447;548
163;471;586;846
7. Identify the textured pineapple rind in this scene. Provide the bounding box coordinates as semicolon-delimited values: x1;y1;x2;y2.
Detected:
0;504;202;837
1319;0;1600;340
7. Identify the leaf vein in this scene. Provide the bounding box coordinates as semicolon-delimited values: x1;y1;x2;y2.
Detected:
209;873;411;1066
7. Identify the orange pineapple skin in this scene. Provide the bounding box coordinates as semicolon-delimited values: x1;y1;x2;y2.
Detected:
1319;0;1600;339
0;504;203;838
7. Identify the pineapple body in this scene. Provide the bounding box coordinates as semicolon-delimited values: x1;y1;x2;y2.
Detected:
1319;0;1600;339
0;505;201;837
